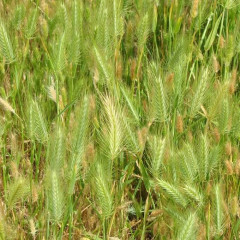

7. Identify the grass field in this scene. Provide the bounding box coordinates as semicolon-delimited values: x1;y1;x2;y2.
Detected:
1;0;240;239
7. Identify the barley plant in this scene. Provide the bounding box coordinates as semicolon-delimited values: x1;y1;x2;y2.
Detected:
1;0;240;239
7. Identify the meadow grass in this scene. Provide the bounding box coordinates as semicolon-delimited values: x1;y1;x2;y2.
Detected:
0;0;240;239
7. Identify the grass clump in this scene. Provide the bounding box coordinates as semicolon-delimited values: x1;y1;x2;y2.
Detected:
1;0;240;239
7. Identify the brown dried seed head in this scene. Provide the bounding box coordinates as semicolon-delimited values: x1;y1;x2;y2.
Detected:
187;131;193;142
232;69;237;82
86;142;95;160
164;146;171;162
137;127;148;149
229;69;237;95
191;0;199;18
214;80;220;90
40;1;49;14
10;161;19;179
225;160;233;175
213;55;220;73
3;73;10;94
0;199;5;216
89;94;96;113
116;61;123;80
150;209;163;218
32;185;39;203
197;223;206;240
142;100;148;113
222;199;230;226
153;221;159;236
29;219;36;238
159;222;168;236
206;182;212;196
229;81;236;95
137;64;142;79
219;35;225;49
25;158;32;169
213;128;220;143
176;115;184;133
69;112;75;131
166;72;174;87
205;204;210;221
225;142;232;156
235;159;240;175
10;133;18;157
89;215;98;230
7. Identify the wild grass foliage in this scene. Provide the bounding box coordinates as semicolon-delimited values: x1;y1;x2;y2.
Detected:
0;0;240;239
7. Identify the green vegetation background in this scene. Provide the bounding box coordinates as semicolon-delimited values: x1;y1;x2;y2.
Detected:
0;0;240;239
